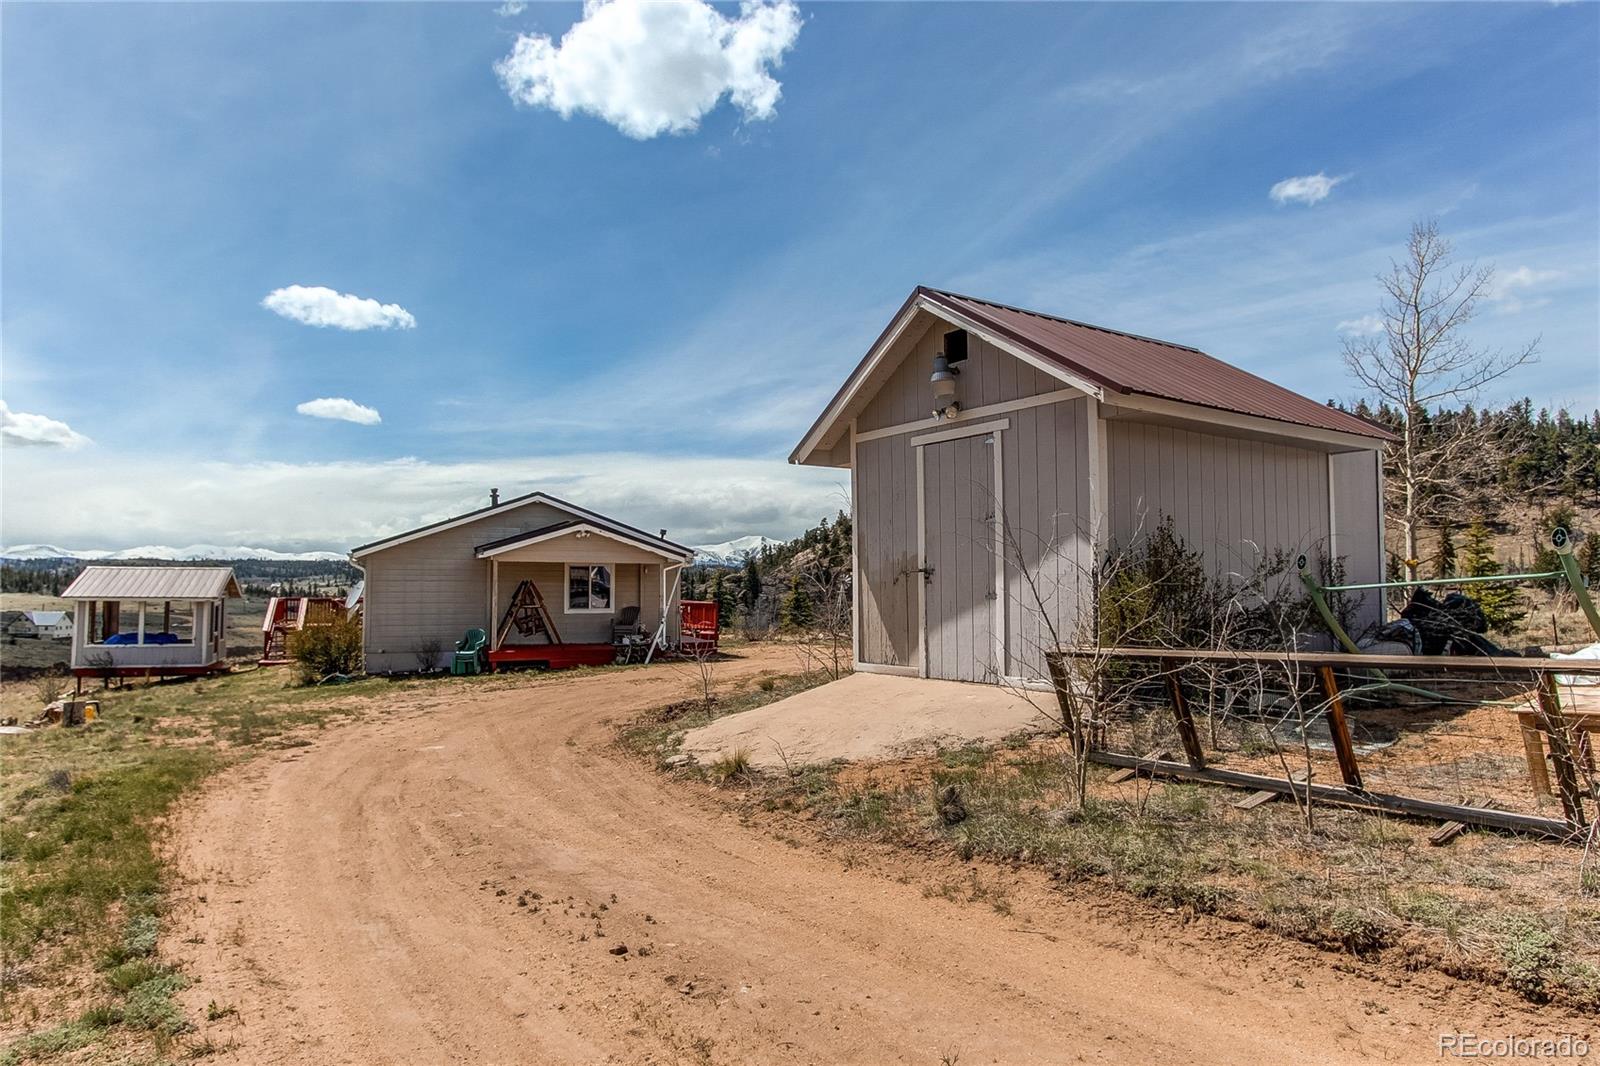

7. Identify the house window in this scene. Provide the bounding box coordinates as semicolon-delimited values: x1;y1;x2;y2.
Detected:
566;565;612;613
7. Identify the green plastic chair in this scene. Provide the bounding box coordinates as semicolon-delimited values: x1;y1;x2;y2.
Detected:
451;628;488;676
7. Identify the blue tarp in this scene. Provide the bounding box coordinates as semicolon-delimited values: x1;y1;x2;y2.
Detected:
103;632;182;645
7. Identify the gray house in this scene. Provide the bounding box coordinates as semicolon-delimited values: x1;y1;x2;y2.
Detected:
350;492;694;674
792;287;1393;686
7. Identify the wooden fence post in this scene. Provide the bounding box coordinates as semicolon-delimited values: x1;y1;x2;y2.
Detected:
1315;665;1365;790
1535;673;1589;830
1163;669;1206;769
1045;651;1086;756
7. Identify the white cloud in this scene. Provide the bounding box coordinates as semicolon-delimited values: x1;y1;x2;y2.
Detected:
1488;265;1563;312
0;452;845;552
494;0;803;140
1269;172;1346;206
261;285;416;331
0;400;91;448
296;398;382;425
496;0;526;14
1336;313;1384;336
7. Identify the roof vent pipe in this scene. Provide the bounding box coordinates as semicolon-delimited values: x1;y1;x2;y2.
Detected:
659;529;667;540
490;488;500;507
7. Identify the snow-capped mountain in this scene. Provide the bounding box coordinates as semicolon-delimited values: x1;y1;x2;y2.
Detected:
691;535;783;566
0;543;347;563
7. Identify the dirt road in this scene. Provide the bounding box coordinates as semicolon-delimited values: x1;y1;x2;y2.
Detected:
170;647;1581;1065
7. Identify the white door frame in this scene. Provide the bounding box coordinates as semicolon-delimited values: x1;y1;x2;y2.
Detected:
913;418;1008;681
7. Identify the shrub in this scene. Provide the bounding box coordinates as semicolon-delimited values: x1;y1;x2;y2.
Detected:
709;748;752;784
287;618;363;683
34;672;68;706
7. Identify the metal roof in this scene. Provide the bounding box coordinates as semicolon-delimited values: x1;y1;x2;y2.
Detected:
27;611;69;626
792;287;1394;463
919;288;1392;441
61;565;242;600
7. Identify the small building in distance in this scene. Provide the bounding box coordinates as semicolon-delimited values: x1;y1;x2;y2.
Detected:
350;491;694;674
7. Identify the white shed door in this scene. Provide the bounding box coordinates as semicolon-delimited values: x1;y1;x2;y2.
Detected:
921;432;997;683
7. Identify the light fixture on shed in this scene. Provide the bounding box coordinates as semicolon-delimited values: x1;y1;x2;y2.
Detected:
930;353;961;420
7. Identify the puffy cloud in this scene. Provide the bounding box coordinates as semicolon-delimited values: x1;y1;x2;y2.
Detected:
1336;313;1384;336
1488;265;1563;312
0;400;91;448
496;0;526;14
296;398;383;425
261;285;416;330
495;0;802;139
1269;172;1346;206
0;451;846;552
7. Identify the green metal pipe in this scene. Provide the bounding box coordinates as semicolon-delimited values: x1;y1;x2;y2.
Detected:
1321;571;1562;593
1551;528;1600;640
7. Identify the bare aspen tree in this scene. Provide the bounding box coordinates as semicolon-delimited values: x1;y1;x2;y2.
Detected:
1343;219;1538;581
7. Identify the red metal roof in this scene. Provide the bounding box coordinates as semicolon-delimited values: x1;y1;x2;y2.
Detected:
920;287;1392;441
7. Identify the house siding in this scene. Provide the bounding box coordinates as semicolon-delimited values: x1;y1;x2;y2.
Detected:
361;501;572;673
1001;399;1092;680
852;325;1090;678
856;319;1064;432
856;431;921;668
1106;420;1332;581
1329;449;1384;634
361;502;685;673
492;561;655;645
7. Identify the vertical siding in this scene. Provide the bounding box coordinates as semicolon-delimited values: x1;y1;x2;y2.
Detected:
851;318;1091;678
856;320;1064;432
1329;449;1384;632
1106;421;1331;582
855;432;920;667
1001;398;1091;680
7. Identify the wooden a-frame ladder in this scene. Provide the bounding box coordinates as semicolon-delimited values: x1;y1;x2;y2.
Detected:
496;580;563;647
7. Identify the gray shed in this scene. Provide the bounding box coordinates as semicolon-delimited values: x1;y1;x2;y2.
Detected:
350;491;694;674
792;287;1394;686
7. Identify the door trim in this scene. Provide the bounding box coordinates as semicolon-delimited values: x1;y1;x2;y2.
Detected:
916;444;927;677
915;426;1007;682
910;417;1010;449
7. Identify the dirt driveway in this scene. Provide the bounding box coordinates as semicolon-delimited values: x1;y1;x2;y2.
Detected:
169;646;1581;1065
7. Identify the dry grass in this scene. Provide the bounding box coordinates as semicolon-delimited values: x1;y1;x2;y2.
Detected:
0;660;625;1062
629;704;1600;1011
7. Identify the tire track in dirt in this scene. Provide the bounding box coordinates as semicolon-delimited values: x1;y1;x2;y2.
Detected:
167;648;1586;1064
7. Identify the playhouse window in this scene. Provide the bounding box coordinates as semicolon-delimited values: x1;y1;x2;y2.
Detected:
566;565;612;613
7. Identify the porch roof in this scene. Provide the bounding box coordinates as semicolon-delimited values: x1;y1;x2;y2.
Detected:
474;521;690;562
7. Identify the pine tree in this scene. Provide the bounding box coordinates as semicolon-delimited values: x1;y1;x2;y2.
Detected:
781;571;812;630
1432;521;1457;579
1462;518;1526;635
740;555;763;611
710;570;735;625
1580;535;1599;589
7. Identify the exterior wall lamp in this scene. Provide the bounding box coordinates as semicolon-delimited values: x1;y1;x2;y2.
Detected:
931;353;961;420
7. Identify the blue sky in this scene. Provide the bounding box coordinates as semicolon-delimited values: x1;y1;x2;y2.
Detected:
3;1;1596;551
